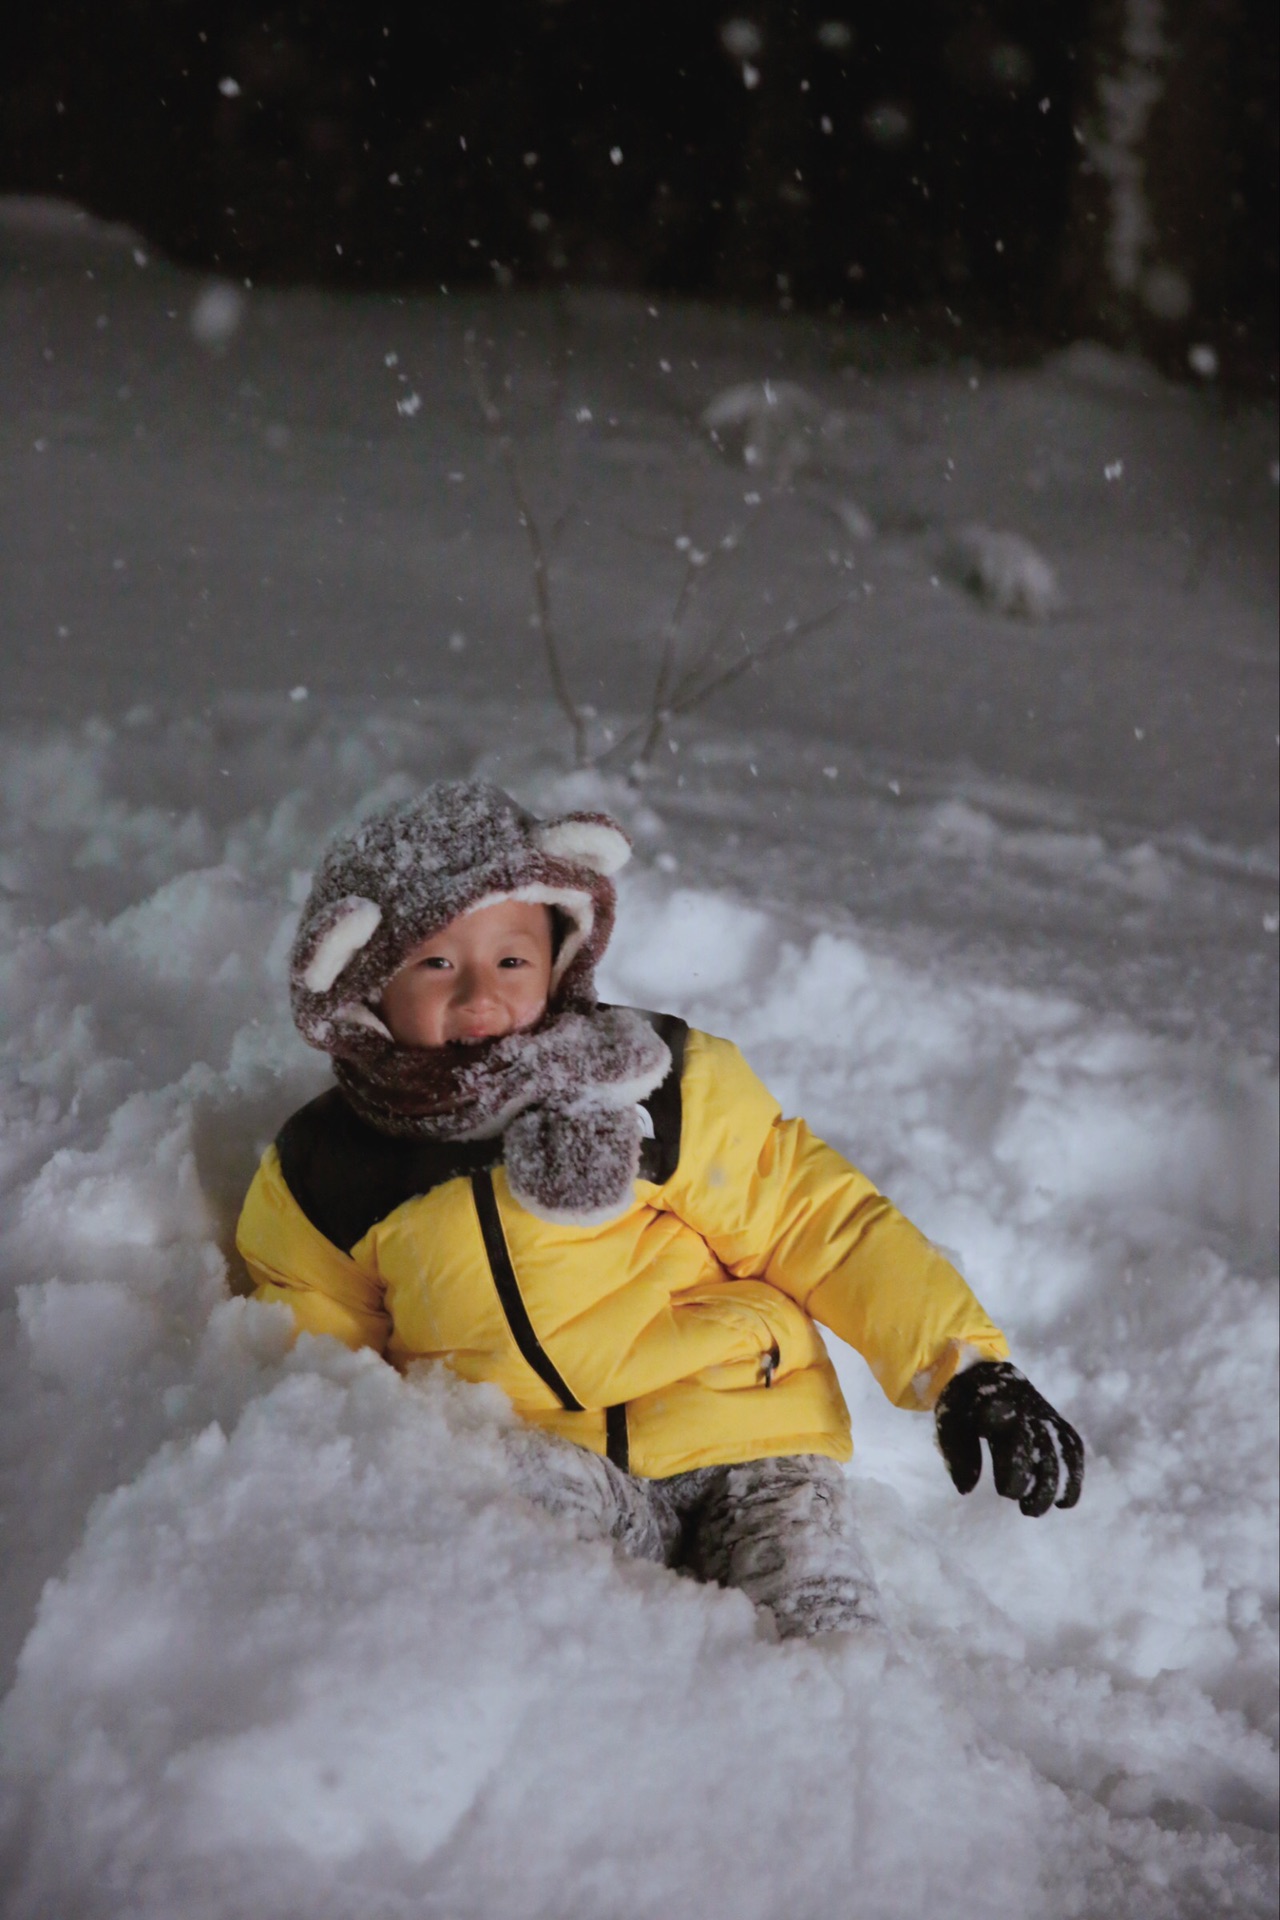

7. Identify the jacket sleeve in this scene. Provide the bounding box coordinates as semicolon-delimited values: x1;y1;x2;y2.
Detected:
659;1030;1009;1410
236;1145;391;1355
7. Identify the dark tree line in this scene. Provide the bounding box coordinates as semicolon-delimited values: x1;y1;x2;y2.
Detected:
2;1;1275;380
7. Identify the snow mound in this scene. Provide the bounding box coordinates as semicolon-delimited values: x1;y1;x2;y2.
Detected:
0;708;1275;1918
943;526;1061;620
0;194;145;254
0;1334;1068;1920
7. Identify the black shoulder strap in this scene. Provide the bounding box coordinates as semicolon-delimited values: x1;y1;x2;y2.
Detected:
276;1089;501;1254
472;1168;584;1411
634;1009;687;1185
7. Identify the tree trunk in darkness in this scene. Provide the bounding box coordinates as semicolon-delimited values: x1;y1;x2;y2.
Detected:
1063;0;1275;373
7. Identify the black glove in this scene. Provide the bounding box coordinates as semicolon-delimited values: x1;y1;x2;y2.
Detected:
935;1361;1084;1517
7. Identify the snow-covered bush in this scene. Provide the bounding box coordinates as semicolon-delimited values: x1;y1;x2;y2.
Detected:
943;526;1061;620
701;379;825;481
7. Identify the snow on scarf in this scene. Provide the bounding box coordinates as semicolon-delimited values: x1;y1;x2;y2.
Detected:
289;781;672;1226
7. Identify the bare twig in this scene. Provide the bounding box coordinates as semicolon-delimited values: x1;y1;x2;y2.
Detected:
634;544;702;763
621;517;747;768
666;597;851;719
666;600;742;714
463;330;502;431
464;328;589;767
549;502;577;549
625;604;740;770
464;326;849;776
594;597;851;772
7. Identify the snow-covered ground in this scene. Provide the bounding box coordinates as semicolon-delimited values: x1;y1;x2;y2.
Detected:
0;199;1277;1919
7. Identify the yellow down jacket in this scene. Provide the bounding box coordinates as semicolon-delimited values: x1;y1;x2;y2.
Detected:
237;1017;1009;1479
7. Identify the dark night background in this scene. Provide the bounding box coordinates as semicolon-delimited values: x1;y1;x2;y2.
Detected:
2;2;1277;383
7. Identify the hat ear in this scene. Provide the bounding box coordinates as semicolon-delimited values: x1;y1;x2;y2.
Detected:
533;814;631;876
299;895;383;993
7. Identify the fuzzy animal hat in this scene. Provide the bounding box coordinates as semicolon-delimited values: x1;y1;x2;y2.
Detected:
290;780;631;1056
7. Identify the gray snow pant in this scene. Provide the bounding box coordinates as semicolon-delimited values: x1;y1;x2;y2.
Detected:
505;1432;884;1639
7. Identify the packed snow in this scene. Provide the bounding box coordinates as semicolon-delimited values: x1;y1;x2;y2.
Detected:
0;198;1277;1919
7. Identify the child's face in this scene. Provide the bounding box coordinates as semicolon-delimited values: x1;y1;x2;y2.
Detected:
379;899;555;1048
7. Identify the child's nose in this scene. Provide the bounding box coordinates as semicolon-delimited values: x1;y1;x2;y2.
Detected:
453;966;497;1009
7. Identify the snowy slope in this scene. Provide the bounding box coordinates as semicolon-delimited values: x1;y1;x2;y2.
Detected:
0;201;1277;1919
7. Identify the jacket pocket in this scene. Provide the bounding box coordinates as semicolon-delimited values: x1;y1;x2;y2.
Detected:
671;1280;817;1390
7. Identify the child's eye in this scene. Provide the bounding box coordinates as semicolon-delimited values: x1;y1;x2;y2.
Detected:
497;956;529;969
417;956;451;971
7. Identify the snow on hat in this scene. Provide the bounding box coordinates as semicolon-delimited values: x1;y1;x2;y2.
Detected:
290;780;631;1054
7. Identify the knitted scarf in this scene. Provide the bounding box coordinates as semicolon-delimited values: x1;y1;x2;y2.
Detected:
332;1004;672;1227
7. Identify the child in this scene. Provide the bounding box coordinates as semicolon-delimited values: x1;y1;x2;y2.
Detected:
238;781;1082;1639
